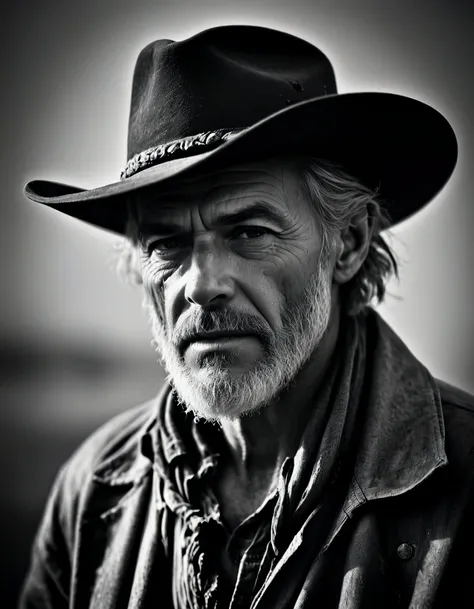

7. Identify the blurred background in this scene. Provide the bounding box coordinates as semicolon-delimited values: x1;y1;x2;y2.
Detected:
1;0;473;605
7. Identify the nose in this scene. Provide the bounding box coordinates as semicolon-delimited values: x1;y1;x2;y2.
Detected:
184;241;235;307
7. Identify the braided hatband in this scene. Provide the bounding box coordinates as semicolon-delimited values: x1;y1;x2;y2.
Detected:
121;127;245;180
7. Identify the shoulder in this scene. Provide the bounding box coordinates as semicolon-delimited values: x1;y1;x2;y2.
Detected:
435;379;474;475
61;392;162;492
69;398;157;469
437;378;474;414
45;391;166;543
437;378;474;431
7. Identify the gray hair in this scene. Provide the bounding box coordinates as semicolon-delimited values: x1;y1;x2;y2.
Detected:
115;157;398;314
114;202;142;285
299;158;397;315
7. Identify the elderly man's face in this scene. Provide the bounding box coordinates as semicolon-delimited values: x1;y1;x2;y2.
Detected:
135;159;335;421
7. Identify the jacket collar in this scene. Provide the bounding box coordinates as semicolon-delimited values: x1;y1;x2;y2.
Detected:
351;312;447;503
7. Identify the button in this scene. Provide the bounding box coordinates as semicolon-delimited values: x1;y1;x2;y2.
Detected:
397;542;415;560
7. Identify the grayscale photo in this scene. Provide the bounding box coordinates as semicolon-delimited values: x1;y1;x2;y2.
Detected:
1;1;473;607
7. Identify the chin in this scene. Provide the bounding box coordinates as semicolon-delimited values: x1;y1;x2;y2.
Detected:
171;368;273;423
186;402;257;423
175;391;260;423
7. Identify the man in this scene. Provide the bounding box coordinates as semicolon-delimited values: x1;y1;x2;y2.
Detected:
20;25;474;609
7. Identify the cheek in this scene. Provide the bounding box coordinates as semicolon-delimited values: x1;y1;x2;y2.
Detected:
236;261;287;333
266;249;321;314
235;245;321;331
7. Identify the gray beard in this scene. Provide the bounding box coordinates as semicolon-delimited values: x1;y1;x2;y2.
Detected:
145;263;332;422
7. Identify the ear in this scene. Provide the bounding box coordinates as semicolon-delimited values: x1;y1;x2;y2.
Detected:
333;210;372;285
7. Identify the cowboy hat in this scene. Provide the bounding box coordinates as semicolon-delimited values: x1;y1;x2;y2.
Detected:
25;25;458;234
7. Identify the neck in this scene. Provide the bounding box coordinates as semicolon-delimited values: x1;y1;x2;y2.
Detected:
218;304;342;486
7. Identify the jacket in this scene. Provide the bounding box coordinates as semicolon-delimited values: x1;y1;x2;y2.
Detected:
19;313;474;608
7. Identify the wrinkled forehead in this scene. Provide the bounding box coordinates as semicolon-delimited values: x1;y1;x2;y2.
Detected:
134;157;308;222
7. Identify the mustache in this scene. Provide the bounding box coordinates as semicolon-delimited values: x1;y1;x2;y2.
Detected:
172;309;272;353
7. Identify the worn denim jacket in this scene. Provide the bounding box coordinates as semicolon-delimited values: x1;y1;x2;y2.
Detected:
19;312;474;608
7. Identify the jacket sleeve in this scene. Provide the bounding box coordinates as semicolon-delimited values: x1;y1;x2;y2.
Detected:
18;463;75;609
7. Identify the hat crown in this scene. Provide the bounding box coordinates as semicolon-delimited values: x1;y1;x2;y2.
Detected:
127;26;337;159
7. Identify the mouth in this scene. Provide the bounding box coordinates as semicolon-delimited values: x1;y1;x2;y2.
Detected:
180;331;257;354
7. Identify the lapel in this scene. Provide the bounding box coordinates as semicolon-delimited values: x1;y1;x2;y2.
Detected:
322;312;448;553
252;311;448;608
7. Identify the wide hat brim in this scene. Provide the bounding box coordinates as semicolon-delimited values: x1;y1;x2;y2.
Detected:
25;92;458;234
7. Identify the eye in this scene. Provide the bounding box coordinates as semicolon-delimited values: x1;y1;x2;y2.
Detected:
231;226;272;240
148;235;190;255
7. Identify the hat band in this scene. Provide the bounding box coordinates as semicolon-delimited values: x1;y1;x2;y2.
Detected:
121;127;245;180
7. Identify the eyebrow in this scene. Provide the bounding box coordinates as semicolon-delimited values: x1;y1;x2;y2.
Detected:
138;200;286;237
